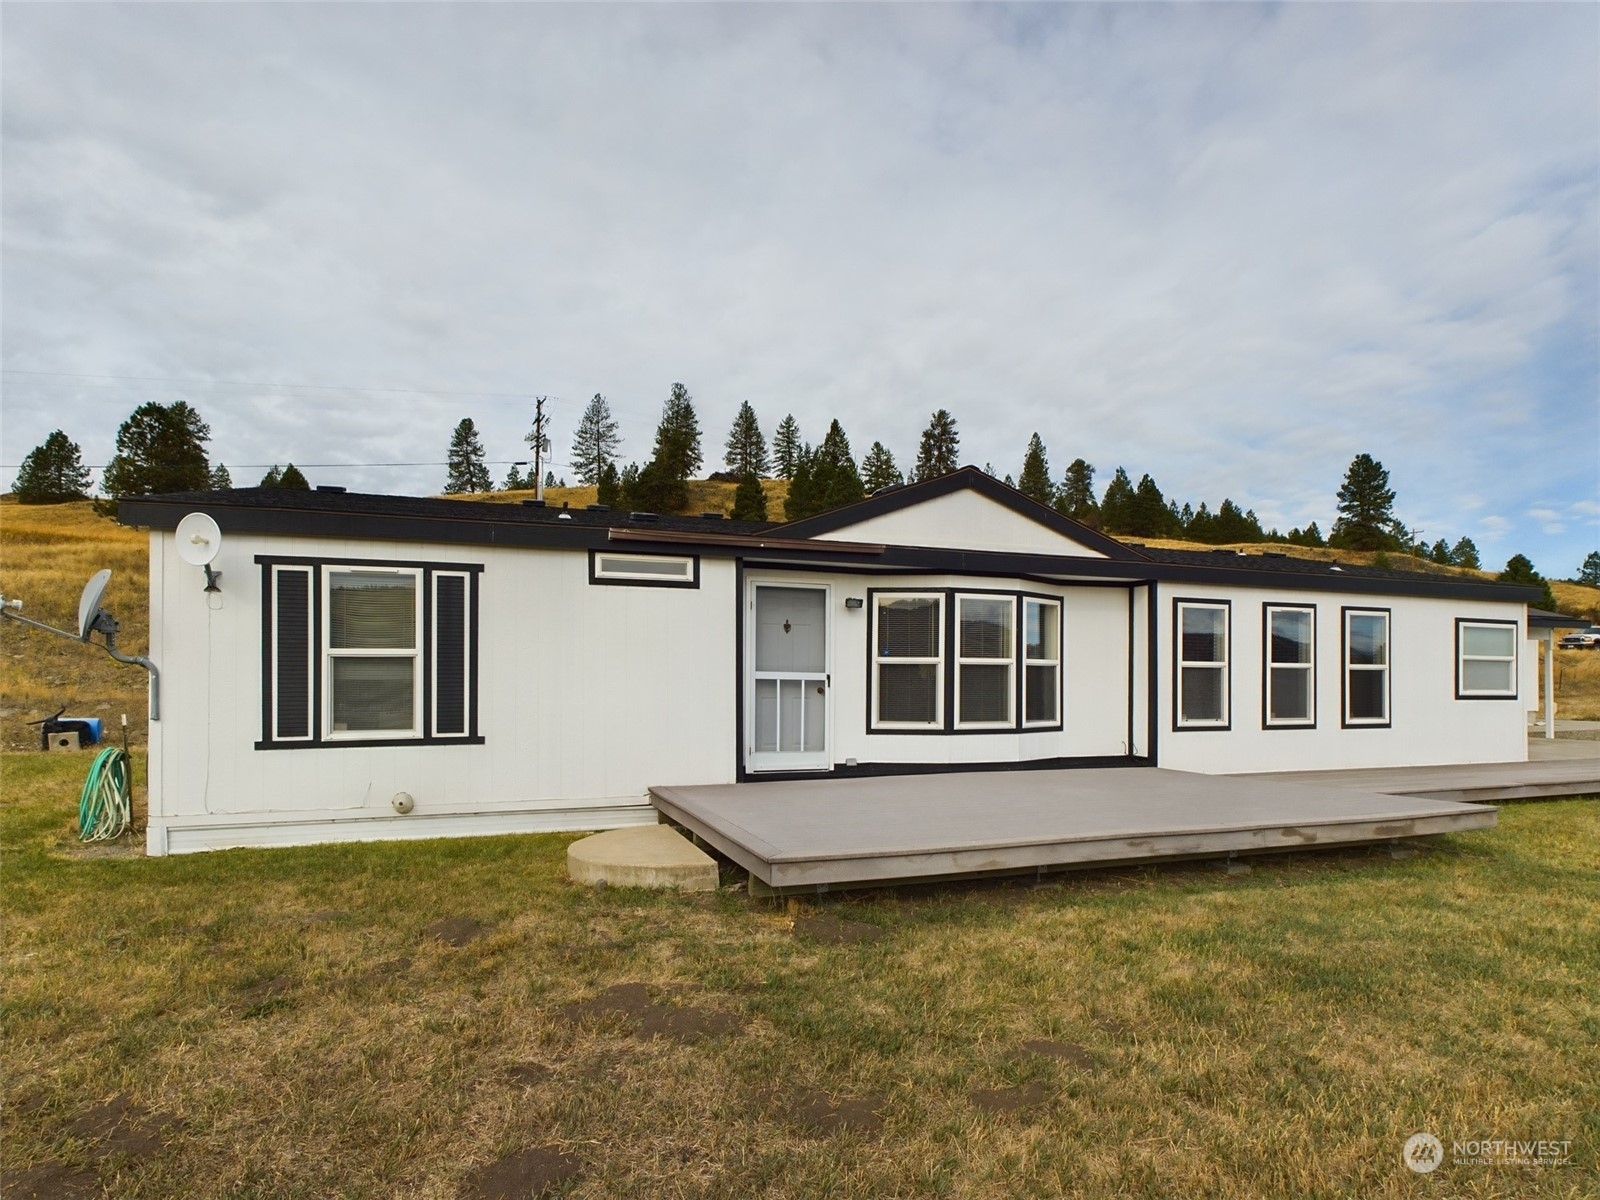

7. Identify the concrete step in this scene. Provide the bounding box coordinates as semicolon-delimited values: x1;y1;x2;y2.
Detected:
566;824;719;892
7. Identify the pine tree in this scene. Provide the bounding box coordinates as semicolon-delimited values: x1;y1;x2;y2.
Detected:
723;401;769;478
1498;554;1557;610
783;446;817;521
861;441;902;492
1429;538;1452;565
101;401;212;497
773;415;802;478
651;382;702;485
617;462;641;508
1577;551;1600;587
1450;536;1480;570
279;463;310;490
912;409;960;482
544;471;556;489
731;472;767;521
811;420;866;513
208;463;232;490
259;465;283;488
12;430;92;503
1099;468;1136;534
1017;434;1052;505
569;394;621;485
502;464;526;491
1330;453;1400;551
444;418;493;493
1128;474;1173;538
596;461;621;508
1054;459;1098;525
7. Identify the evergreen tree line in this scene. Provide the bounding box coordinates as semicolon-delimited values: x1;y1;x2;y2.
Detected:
12;401;1596;603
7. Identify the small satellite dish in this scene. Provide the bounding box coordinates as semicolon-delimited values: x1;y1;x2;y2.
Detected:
175;512;222;566
78;569;112;641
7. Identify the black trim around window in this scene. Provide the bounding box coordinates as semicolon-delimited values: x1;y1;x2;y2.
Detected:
1340;606;1392;729
864;586;1065;736
1172;597;1231;732
1261;602;1317;730
587;549;701;588
1455;617;1519;701
255;554;484;750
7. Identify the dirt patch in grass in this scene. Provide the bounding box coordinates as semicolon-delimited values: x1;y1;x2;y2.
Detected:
460;1145;581;1199
232;974;294;1016
790;913;885;945
969;1082;1051;1115
425;916;487;946
0;1161;101;1199
780;1089;886;1136
1019;1039;1096;1069
66;1093;176;1158
559;983;744;1044
501;1061;553;1088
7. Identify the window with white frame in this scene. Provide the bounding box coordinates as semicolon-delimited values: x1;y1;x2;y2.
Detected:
590;551;697;586
1343;608;1390;726
873;593;943;728
261;558;479;748
956;595;1016;727
1176;600;1229;728
1264;605;1315;727
1023;597;1061;726
1457;620;1517;699
326;569;421;736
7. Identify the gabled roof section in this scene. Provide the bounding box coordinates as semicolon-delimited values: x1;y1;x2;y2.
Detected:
774;467;1144;562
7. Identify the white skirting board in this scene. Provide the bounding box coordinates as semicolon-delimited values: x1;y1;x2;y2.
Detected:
147;801;659;856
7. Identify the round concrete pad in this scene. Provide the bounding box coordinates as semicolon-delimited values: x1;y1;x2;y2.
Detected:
567;825;718;892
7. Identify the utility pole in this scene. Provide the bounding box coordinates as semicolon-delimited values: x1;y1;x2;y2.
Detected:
526;396;551;503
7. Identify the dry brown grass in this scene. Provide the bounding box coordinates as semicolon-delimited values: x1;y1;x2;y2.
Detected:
1551;581;1600;624
3;750;1595;1198
0;500;149;751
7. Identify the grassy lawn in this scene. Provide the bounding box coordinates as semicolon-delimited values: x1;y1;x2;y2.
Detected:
3;754;1596;1198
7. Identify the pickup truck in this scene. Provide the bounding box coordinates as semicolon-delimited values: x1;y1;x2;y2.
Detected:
1558;626;1600;649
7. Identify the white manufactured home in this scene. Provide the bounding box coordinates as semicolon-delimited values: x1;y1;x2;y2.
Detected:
122;469;1539;858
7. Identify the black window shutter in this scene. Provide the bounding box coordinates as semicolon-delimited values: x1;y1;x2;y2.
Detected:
434;574;467;736
275;569;312;739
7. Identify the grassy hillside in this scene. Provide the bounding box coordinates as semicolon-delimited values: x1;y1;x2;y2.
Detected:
3;493;1597;749
469;477;793;520
0;500;149;751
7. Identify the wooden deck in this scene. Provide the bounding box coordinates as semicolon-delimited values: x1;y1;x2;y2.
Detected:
1246;756;1600;803
648;768;1499;891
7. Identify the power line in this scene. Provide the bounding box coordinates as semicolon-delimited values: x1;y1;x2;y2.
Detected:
1;459;572;470
1;369;563;404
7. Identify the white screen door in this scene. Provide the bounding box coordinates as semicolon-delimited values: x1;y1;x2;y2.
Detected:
748;584;829;772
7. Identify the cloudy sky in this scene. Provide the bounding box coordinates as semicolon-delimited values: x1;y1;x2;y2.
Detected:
3;3;1596;575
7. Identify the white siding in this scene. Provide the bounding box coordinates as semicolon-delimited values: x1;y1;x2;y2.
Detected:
743;571;1132;769
811;489;1109;558
147;531;736;854
1154;586;1528;773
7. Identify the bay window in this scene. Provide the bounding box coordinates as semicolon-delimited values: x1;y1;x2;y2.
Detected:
956;595;1015;728
873;594;943;728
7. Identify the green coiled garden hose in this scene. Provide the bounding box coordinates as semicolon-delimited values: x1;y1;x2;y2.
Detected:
78;746;132;842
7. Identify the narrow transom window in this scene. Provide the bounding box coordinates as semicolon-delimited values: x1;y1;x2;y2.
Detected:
1457;620;1517;699
1264;605;1315;727
873;593;943;728
1023;597;1061;727
1177;601;1229;728
591;552;697;586
1343;609;1390;726
326;569;421;737
956;595;1016;727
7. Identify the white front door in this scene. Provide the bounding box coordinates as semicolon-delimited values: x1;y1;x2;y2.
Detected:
748;584;830;772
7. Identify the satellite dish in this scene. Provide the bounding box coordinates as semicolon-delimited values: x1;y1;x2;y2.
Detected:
175;512;222;567
78;569;112;641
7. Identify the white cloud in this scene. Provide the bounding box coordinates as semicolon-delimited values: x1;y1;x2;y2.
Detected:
1;3;1595;572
